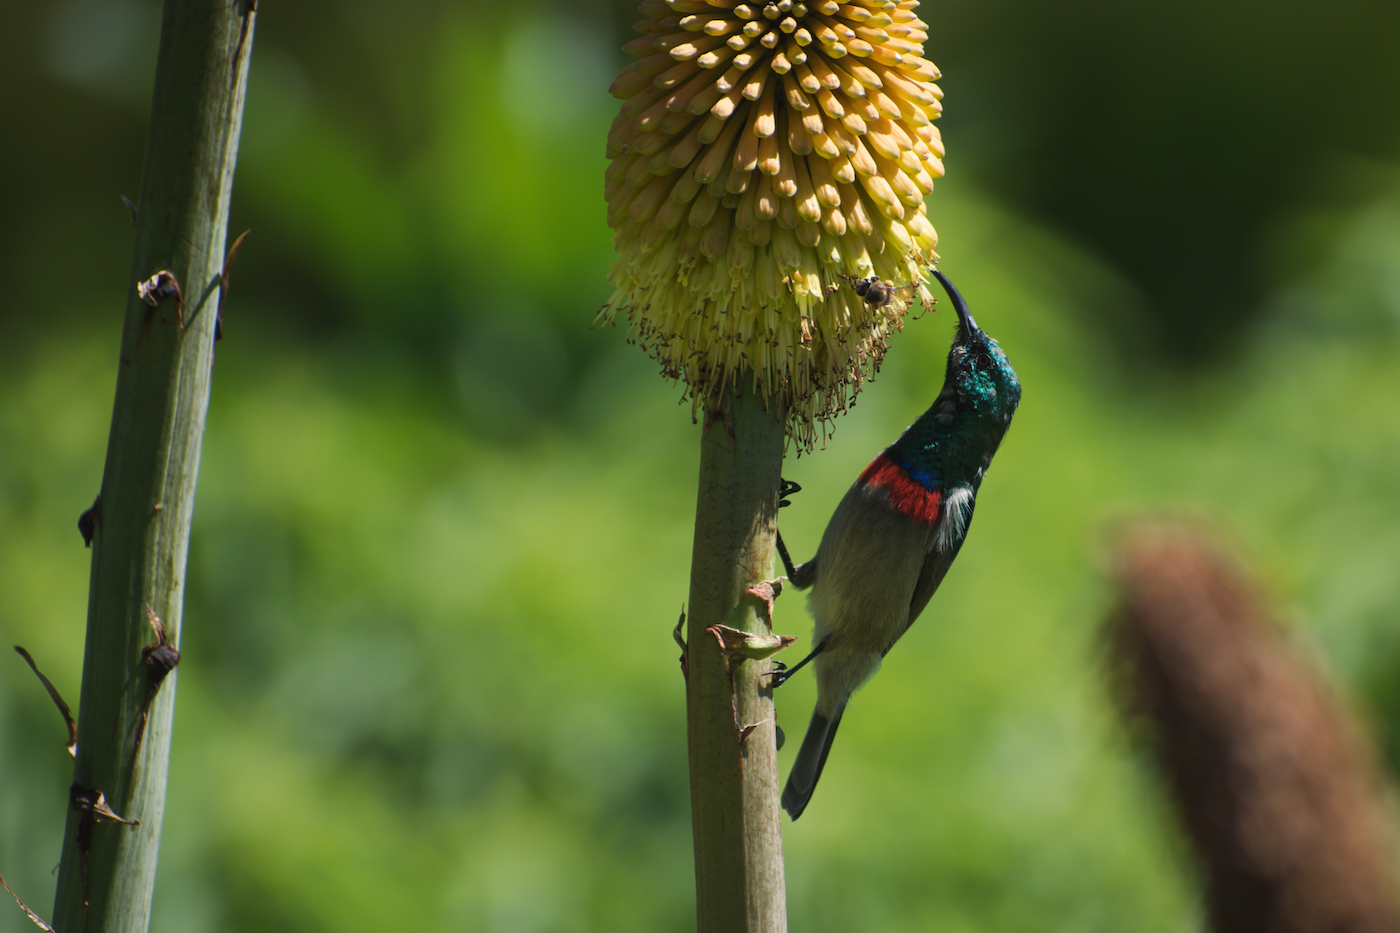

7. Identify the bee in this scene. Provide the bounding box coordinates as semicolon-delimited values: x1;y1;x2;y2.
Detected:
846;274;914;310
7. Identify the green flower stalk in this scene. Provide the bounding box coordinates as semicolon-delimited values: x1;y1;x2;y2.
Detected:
50;2;257;930
603;3;946;931
604;0;944;447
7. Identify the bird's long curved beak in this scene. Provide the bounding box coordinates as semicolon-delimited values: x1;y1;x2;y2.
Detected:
932;269;980;336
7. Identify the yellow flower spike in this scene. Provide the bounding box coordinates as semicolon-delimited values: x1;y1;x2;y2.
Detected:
602;0;943;449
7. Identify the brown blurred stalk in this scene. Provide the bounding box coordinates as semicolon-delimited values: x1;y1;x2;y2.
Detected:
52;2;257;930
1107;525;1398;933
685;386;788;933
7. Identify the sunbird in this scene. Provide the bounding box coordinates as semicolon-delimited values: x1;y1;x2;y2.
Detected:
774;270;1022;820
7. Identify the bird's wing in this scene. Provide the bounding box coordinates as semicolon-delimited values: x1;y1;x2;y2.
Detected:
902;497;977;634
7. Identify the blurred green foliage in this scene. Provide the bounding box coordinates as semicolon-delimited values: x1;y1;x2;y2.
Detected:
2;2;1400;931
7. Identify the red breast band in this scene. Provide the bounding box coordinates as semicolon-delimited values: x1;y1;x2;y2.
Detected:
859;452;942;525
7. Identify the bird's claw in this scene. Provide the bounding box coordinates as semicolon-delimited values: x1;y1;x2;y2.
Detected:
766;661;791;688
778;478;801;508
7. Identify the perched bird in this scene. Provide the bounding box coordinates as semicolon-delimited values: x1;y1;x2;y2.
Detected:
773;270;1022;820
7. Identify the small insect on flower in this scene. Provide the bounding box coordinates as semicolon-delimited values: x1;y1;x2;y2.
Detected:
846;275;913;311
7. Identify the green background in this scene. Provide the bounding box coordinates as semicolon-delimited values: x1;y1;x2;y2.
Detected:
3;1;1400;930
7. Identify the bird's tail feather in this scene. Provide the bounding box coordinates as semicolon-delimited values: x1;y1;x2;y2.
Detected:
782;707;844;820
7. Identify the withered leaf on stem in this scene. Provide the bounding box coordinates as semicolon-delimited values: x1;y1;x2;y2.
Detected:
216;229;250;342
673;607;688;680
77;495;100;547
132;606;181;757
0;873;56;933
13;646;76;757
144;644;180;683
136;269;184;330
70;785;138;827
70;784;139;915
141;605;179;687
745;578;784;627
707;624;796;670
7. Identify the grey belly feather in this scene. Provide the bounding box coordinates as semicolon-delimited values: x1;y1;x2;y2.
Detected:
805;483;935;717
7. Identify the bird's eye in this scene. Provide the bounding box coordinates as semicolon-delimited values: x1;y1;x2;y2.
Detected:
976;353;992;369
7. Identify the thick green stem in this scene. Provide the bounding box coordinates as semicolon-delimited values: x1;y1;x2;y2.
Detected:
686;386;788;933
52;2;256;930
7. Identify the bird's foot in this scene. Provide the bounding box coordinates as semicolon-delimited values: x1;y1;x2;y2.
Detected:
778;478;801;508
766;661;793;689
762;637;827;688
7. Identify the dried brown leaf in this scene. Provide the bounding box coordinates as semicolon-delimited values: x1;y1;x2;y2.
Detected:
13;647;76;757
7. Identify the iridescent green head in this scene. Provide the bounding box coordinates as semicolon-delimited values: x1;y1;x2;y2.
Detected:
934;270;1022;428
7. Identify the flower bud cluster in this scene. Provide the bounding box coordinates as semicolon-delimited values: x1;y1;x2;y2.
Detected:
603;0;944;446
